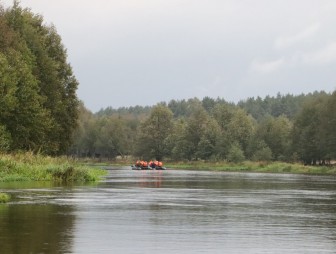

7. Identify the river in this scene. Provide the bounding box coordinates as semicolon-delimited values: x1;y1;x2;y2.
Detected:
0;167;336;253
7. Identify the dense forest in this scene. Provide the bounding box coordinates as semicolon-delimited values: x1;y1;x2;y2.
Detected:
0;2;79;154
1;3;335;165
69;91;336;165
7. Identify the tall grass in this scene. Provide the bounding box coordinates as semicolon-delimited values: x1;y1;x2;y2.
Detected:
0;152;106;182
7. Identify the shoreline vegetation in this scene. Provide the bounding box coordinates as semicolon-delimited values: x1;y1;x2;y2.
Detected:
0;153;107;203
165;161;336;175
0;153;106;183
100;158;336;175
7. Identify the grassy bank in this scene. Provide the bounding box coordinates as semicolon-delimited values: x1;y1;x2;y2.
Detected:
164;161;336;175
0;153;107;182
68;157;336;175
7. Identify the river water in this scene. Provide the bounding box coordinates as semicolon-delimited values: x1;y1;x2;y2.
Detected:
0;167;336;253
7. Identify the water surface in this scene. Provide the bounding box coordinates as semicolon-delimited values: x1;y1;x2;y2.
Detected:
1;167;336;253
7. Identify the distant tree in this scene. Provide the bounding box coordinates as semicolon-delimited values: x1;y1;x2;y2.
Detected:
250;140;273;162
169;119;192;160
0;125;11;151
182;103;209;160
318;91;336;160
226;108;255;153
69;102;94;156
212;103;234;130
202;96;216;113
196;118;221;160
211;104;234;159
292;100;324;164
253;115;291;161
227;143;245;163
90;117;128;159
135;105;173;160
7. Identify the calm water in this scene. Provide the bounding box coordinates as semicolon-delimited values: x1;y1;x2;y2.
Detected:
1;167;336;253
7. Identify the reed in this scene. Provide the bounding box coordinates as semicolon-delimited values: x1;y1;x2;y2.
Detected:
0;152;106;182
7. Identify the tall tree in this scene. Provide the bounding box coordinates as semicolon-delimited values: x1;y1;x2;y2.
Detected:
135;105;173;160
226;108;255;154
253;115;292;161
292;101;323;164
1;2;79;154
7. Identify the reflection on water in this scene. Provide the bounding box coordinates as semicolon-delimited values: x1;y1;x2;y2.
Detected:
0;168;336;253
0;204;75;253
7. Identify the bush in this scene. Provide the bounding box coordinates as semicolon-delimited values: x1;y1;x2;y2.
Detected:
252;146;273;162
0;193;10;203
227;143;245;163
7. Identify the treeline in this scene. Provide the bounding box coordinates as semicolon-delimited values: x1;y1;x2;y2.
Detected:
70;91;336;165
0;2;79;154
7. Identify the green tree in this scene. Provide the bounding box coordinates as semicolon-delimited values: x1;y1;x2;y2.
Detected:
135;104;173;160
168;119;190;160
250;140;273;161
0;125;11;151
254;115;292;161
183;103;209;160
318;91;336;161
211;103;235;159
227;143;245;163
4;3;79;154
292;100;324;164
196;118;221;160
226;108;255;154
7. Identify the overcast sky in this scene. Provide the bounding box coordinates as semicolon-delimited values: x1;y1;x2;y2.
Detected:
2;0;336;112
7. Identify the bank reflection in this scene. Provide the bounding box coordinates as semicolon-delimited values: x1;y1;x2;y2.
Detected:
0;204;75;254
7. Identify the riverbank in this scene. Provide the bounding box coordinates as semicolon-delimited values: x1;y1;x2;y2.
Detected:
164;161;336;175
0;153;107;183
99;158;336;175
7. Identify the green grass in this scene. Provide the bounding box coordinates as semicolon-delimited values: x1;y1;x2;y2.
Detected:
0;152;107;182
163;161;336;175
0;193;10;203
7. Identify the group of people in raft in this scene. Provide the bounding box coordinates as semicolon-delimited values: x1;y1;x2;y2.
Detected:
135;160;163;168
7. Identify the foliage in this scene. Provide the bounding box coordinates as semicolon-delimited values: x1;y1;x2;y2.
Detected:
0;125;11;152
134;104;173;160
227;143;245;163
251;145;273;162
69;90;336;165
0;193;10;203
0;2;79;154
292;95;327;164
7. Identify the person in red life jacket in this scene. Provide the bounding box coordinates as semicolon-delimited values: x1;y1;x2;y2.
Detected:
135;160;141;167
158;161;163;167
149;160;154;168
143;161;148;167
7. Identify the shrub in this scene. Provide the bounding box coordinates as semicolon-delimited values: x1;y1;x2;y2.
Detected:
252;146;273;162
0;193;10;203
227;143;245;163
